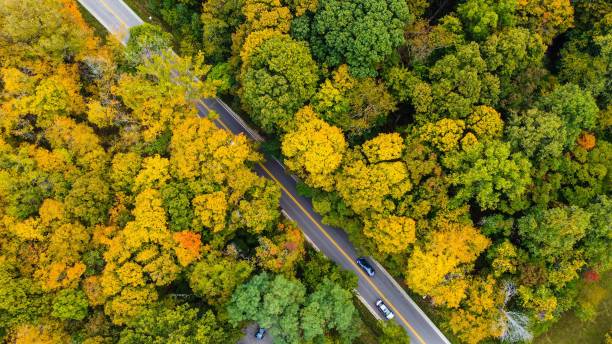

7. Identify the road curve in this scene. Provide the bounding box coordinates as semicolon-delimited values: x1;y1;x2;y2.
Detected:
76;1;450;343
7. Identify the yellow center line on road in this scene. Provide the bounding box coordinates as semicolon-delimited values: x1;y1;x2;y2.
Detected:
91;2;428;340
198;101;427;344
98;0;128;28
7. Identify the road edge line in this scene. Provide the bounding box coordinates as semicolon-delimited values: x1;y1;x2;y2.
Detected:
280;209;321;252
370;259;451;344
355;290;383;321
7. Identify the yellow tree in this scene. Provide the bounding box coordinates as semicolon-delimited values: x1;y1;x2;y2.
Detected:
448;276;505;344
113;52;215;141
282;106;347;191
405;222;490;307
361;133;404;164
170;117;255;183
364;216;416;254
335;156;411;215
100;189;181;324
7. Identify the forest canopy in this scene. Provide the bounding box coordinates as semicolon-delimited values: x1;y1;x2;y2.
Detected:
1;0;611;343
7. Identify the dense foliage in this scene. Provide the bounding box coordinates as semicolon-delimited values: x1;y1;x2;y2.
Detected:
0;1;368;342
165;0;608;342
1;0;610;343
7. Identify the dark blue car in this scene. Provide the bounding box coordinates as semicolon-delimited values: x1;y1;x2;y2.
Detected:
356;257;375;277
255;327;266;340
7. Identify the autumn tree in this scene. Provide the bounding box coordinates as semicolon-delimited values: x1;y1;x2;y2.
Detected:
311;65;397;136
405;222;490;307
282;106;346;191
255;221;305;276
0;0;94;67
114;51;215;141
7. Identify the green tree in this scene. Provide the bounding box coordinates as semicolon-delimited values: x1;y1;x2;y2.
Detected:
506;109;567;162
51;289;89;321
125;24;173;67
240;34;319;133
443;140;531;213
518;206;590;262
457;0;516;40
201;0;245;62
119;304;232;344
301;279;357;342
538;83;599;146
189;252;254;306
583;196;612;270
308;0;412;77
228;273;306;344
64;172;113;227
379;320;411;344
413;42;500;122
160;182;195;232
481;27;546;107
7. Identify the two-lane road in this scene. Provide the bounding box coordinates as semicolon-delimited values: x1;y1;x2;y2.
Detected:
77;1;450;343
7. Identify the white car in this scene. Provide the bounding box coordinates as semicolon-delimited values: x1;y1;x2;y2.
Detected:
375;299;395;320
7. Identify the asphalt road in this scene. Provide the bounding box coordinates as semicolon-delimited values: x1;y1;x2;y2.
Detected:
76;1;450;343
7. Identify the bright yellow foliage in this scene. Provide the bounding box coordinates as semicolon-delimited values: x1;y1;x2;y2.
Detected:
467;106;504;139
133;155;170;192
193;191;228;233
406;222;490;307
86;100;116;128
491;240;518;277
104;286;158;325
336;158;411;215
448;276;505;344
9;218;43;241
282;106;347;191
362;133;404;163
364;216;416;254
38;199;65;226
419;118;466;152
170;117;256;183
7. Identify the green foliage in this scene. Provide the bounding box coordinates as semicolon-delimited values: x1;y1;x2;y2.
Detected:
189;252;254;306
518;206;590;262
228;272;358;344
379;320;411;344
51;289;89;321
160;182;194;231
443;140;531;212
240;35;319;133
119;304;231;343
64;172;113;227
538;84;599;145
201;0;245;62
412;42;500;122
126;23;173;67
301;279;357;342
146;0;203;56
457;0;516;40
506;109;567;162
308;0;412;77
